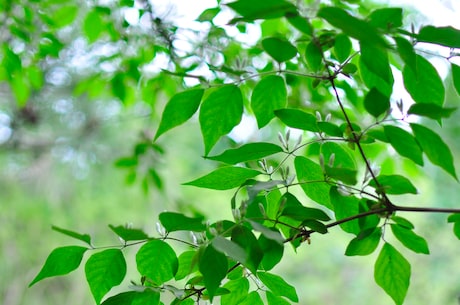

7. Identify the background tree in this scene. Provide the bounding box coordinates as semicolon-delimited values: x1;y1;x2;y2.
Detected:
2;0;460;304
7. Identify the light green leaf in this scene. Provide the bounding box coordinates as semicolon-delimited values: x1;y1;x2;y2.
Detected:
226;0;297;21
101;291;160;305
155;89;204;140
221;278;250;305
257;272;298;302
333;33;352;62
10;74;30;107
199;244;228;301
364;88;390;118
368;8;403;31
451;63;460;96
51;226;92;246
345;228;381;256
159;212;206;232
418;25;460;48
108;225;149;241
447;214;460;240
294;156;331;208
374;243;411;305
29;246;87;287
391;216;414;229
274;108;319;132
324;166;358;185
52;5;79;28
84;10;104;43
384;125;423;165
305;41;323;71
394;37;417;73
85;249;127;304
391;224;429;254
369;175;418;195
175;251;198;281
402;55;444;105
196;7;220;22
330;188;360;235
360;42;393;88
206;142;283;164
199;85;243;155
266;291;291;305
320;142;356;169
240;291;264;305
136;240;178;285
317;121;343;137
359;56;393;97
262;37;298;62
410;123;456;179
251;75;287;127
407;103;456;120
183;166;261;190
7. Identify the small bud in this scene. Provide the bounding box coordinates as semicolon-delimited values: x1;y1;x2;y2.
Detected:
208;227;218;237
232;208;241;221
258;202;266;217
328;153;335;167
285;129;291;142
319;154;325;169
286;174;296;185
294;136;302;149
156;222;166;236
190;232;198;245
325;113;331;122
316;111;322;121
278;131;287;148
267;165;274;174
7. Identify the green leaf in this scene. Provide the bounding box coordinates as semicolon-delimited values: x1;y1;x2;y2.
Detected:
196;7;220;22
247;220;285;243
274;108;319;132
258;233;284;270
447;214;460;240
10;74;30;107
374;243;411;305
294;156;331;208
317;121;343;137
109;225;149;241
262;37;298;62
226;0;297;21
241;291;264;305
136;240;178;285
305;41;323;71
221;278;250;305
287;16;313;36
391;216;414;229
359;55;393;97
175;251;198;281
155;89;204;140
369;175;417;195
407;103;456;120
391;224;429;254
333;33;352;62
410;123;457;179
301;219;328;234
257;272;298;302
231;225;264;274
402;55;445;105
384;125;423;165
183;166;261;190
280;201;330;222
29;246;87;287
317;6;386;47
266;291;291;305
206;142;283;164
330;188;360;235
452;63;460;95
320;142;356;169
364;88;390;118
251;75;287;127
51;226;92;246
360;42;392;88
84;10;104;43
85;249;127;304
199;244;228;301
159;212;206;232
345;228;381;256
211;236;247;265
324;166;358;185
52;5;79;28
368;8;403;31
394;37;417;73
199;85;243;155
101;291;160;305
418;25;460;48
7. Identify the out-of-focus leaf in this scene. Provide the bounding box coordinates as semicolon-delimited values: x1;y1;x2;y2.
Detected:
451;63;460;96
394;37;417;73
226;0;297;21
287;15;312;36
368;8;403;31
84;10;104;43
305;41;323;71
108;225;149;241
407;103;456;120
360;42;392;90
418;25;460;48
251;75;287;127
197;7;220;22
262;37;298;62
333;33;352;62
447;214;460;240
231;225;263;274
51;5;79;28
183;166;261;190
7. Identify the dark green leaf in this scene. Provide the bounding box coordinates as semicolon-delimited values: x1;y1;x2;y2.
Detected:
287;16;313;36
333;34;352;62
109;225;149;241
342;63;357;74
85;249;127;304
280;206;330;222
384;125;423;165
29;246;87;287
301;219;328;234
345;228;381;256
325;166;357;185
101;291;160;305
410;123;457;179
452;63;460;95
360;42;392;88
274;108;319;132
211;236;247;265
317;6;387;47
359;55;393;97
407;103;456;120
232;225;263;274
206;142;283;164
418;25;460;48
221;278;250;305
199;244;228;301
251;75;287;127
394;37;417;73
258;233;284;270
320;142;356;169
114;157;137;167
369;175;417;195
317;122;343;137
374;243;410;305
155;89;204;140
391;224;429;254
226;0;297;21
305;41;323;71
175;251;198;281
199;85;243;155
183;166;261;190
159;212;206;232
330;188;360;235
402;55;444;105
294;156;331;208
257;272;298;302
51;226;92;246
262;37;298;62
368;8;403;31
364;88;390;118
136;240;178;285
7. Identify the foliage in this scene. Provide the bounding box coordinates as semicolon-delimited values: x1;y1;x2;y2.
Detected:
4;0;458;304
